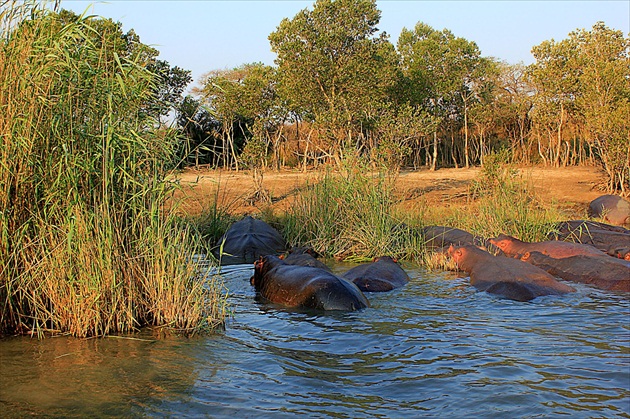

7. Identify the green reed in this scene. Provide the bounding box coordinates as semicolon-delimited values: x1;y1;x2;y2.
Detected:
464;154;567;242
0;3;226;337
282;158;422;260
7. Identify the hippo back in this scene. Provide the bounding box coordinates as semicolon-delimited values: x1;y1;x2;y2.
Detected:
588;195;630;226
252;256;368;311
215;216;286;265
342;256;410;292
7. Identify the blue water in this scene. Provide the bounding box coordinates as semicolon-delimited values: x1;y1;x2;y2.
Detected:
1;263;629;418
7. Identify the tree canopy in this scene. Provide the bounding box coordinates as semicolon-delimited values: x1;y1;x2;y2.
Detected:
182;1;629;194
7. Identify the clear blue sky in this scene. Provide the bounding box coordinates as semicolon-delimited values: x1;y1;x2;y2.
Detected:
61;0;630;90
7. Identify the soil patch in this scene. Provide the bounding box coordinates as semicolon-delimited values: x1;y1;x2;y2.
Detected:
170;165;607;219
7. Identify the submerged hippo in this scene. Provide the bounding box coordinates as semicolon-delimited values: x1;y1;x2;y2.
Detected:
521;251;630;293
489;233;606;259
342;256;410;292
422;225;491;249
448;244;575;302
251;255;369;311
281;247;332;272
214;216;286;265
588;195;630;226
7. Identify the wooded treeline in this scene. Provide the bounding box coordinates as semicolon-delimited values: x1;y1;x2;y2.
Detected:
176;0;629;194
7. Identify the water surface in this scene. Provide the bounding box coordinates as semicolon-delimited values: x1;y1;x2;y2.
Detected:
1;262;629;417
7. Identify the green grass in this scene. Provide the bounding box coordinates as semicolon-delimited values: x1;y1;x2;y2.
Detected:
0;4;226;338
281;158;423;261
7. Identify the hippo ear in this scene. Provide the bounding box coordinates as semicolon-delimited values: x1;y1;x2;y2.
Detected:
254;257;264;270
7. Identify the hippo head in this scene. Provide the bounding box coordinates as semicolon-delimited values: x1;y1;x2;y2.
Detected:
447;244;463;266
447;244;484;272
251;255;285;288
488;234;514;253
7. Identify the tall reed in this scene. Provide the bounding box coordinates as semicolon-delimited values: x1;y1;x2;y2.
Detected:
283;158;422;260
0;3;225;337
465;154;566;242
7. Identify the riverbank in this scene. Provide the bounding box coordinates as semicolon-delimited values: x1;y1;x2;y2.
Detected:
171;165;606;220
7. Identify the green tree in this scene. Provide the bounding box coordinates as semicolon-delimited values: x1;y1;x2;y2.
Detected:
269;0;397;165
528;22;629;193
57;10;191;124
147;59;192;122
528;34;581;167
573;23;630;194
197;63;288;198
397;22;485;169
176;95;220;168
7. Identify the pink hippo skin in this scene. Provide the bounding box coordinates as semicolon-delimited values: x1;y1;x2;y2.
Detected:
549;220;630;259
489;234;606;259
521;251;630;293
447;244;575;302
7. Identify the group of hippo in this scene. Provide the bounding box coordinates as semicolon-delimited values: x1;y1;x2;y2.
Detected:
213;194;630;309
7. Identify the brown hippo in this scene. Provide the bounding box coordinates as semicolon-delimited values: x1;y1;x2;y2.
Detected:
214;216;287;265
549;220;630;259
251;255;369;311
521;251;630;293
281;247;332;272
341;256;410;292
489;234;606;259
447;244;575;302
588;195;630;226
421;225;498;251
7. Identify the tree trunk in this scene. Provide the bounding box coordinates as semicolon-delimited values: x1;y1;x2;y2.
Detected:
430;132;438;171
464;101;470;169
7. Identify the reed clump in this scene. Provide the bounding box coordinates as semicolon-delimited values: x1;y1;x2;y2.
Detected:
0;3;226;337
282;157;422;260
465;153;567;242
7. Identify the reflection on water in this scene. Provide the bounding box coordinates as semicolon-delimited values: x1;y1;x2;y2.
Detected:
1;263;629;418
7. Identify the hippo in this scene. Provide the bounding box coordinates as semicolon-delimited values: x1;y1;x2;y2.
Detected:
448;244;575;302
422;226;484;249
489;233;606;259
251;255;369;311
521;251;630;293
281;247;332;272
214;216;286;265
549;220;630;259
588;195;630;226
341;256;410;292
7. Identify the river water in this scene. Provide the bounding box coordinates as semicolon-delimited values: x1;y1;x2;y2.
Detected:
1;262;629;418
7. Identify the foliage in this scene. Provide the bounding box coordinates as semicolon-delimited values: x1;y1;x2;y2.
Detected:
282;157;421;260
161;2;628;181
269;0;398;163
176;95;221;167
528;22;629;194
0;3;225;337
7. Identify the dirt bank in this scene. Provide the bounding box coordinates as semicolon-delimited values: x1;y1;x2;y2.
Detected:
170;165;607;220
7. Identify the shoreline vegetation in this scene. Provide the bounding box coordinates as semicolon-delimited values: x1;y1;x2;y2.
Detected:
1;1;627;338
0;3;226;338
181;156;595;270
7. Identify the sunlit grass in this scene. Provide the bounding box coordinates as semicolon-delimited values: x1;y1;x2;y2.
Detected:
0;3;226;338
